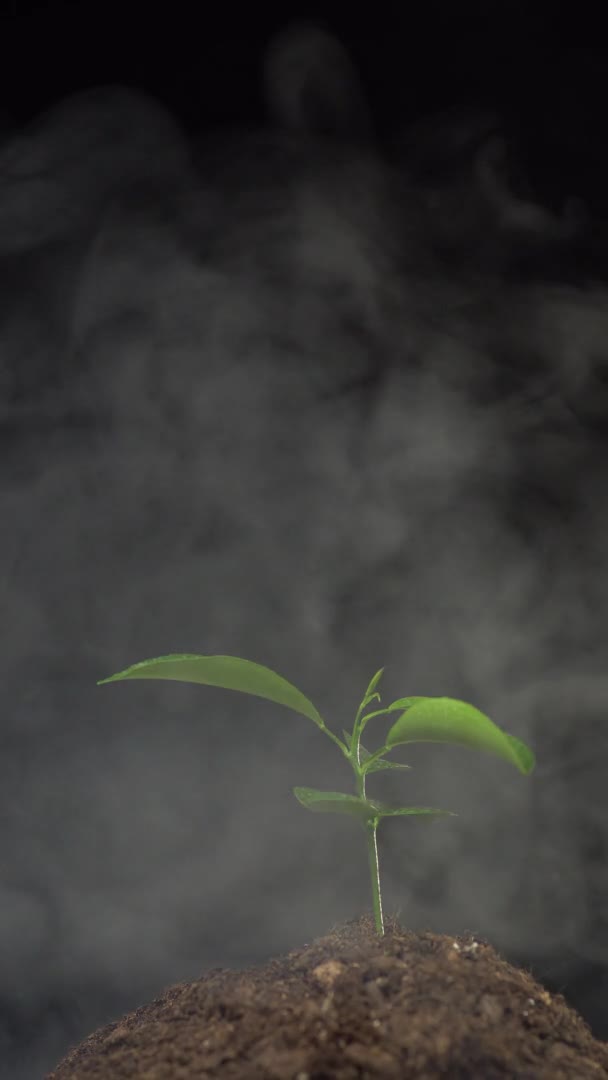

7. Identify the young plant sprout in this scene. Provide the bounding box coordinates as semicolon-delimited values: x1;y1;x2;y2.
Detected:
98;655;535;935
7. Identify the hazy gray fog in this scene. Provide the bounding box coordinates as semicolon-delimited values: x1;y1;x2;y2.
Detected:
1;23;607;1078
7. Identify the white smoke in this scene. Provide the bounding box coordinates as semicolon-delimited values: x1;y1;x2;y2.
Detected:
1;22;606;1077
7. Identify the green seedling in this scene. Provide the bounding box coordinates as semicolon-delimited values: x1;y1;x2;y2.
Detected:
98;654;535;935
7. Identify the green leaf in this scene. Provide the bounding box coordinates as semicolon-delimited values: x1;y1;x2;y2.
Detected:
342;729;353;750
385;697;535;775
358;744;411;773
363;668;385;699
293;787;382;824
357;668;385;713
98;654;325;729
364;757;412;775
375;806;456;821
293;787;454;825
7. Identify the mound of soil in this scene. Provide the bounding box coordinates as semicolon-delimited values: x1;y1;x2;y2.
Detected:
48;914;608;1079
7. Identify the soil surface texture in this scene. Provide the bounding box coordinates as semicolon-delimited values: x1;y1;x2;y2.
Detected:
47;914;608;1079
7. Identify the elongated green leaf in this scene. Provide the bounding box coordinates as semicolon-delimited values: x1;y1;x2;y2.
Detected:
357;668;385;713
293;787;381;823
339;741;409;771
293;787;455;824
364;757;412;775
363;668;385;700
358;744;412;773
386;697;535;775
375;806;456;820
98;654;325;729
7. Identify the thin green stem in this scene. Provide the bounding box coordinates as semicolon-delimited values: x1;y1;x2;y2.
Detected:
357;706;395;732
366;821;384;935
318;721;350;759
350;729;384;936
350;706;373;774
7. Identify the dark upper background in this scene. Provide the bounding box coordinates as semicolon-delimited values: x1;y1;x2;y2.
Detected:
2;3;608;1078
2;2;608;230
2;3;607;186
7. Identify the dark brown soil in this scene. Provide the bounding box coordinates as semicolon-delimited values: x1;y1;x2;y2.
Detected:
47;914;608;1079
